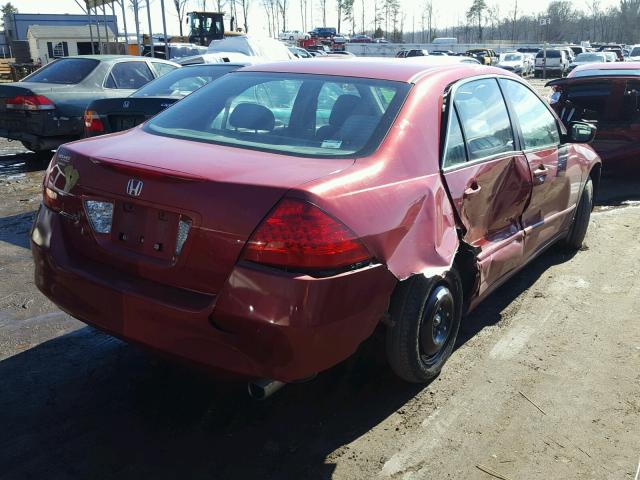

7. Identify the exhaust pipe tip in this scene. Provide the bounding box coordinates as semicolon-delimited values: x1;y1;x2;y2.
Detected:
247;378;286;400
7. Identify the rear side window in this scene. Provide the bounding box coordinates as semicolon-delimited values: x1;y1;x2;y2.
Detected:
500;79;560;149
453;78;514;160
152;61;178;77
105;61;155;89
25;58;99;84
442;110;467;168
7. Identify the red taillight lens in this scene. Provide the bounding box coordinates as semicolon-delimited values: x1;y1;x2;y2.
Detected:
242;198;371;270
6;95;55;110
84;110;104;133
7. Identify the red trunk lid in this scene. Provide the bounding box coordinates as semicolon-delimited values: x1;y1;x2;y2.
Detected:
56;128;353;295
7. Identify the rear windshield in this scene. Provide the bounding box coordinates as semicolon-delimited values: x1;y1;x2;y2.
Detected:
25;58;99;84
573;69;640;78
132;65;238;98
145;72;410;158
631;47;640;57
575;53;605;62
537;50;561;58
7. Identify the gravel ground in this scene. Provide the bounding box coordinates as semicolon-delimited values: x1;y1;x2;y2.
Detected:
0;81;639;479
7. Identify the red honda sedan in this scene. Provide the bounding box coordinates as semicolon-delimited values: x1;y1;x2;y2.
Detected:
32;59;600;396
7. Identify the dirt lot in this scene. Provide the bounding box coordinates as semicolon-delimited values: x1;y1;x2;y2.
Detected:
1;79;639;479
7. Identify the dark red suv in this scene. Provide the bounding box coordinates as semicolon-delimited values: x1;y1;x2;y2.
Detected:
32;60;600;395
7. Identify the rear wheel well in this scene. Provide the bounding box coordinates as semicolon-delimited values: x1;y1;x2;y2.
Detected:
452;241;479;313
589;163;601;205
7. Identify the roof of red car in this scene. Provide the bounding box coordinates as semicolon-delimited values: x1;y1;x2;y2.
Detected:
240;58;496;83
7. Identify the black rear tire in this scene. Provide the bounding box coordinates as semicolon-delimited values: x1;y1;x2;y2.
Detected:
20;142;54;168
386;269;463;383
562;177;593;250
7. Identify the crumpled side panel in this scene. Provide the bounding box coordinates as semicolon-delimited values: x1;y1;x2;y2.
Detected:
295;75;462;281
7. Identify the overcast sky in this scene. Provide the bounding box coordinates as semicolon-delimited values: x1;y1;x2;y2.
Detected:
8;0;619;37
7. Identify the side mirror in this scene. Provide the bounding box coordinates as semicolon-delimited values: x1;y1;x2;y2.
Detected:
566;121;596;144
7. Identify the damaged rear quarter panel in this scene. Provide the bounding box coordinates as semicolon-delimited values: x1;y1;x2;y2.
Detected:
293;74;460;281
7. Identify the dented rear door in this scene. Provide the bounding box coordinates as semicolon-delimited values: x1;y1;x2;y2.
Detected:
441;78;532;296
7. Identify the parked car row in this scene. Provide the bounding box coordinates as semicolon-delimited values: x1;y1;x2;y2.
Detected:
25;54;606;398
0;55;180;157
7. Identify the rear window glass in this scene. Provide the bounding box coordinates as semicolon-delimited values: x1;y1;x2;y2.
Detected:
631;47;640;56
537;50;561;58
25;58;99;84
145;72;410;158
575;53;605;62
573;69;640;78
132;65;237;98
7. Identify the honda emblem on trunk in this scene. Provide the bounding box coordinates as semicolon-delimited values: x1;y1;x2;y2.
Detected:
126;179;143;197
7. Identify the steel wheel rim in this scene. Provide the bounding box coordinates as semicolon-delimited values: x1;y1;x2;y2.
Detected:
419;285;455;364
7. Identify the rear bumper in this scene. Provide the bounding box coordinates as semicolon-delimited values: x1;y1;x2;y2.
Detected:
31;205;397;382
0;111;81;149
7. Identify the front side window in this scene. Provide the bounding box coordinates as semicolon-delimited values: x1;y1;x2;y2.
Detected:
105;61;155;89
453;78;514;160
145;72;410;158
500;79;560;149
132;65;237;98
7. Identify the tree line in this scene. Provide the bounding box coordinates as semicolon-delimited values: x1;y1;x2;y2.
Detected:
186;0;640;45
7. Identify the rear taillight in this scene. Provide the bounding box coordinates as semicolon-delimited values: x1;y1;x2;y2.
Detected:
43;186;62;211
242;198;371;270
84;110;104;133
6;95;55;111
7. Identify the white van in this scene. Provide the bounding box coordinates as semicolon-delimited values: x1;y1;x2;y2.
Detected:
534;49;569;78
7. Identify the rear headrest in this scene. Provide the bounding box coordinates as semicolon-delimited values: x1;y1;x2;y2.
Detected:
329;95;362;126
229;103;275;131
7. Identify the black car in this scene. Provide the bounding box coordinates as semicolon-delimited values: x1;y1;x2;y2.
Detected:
84;63;244;137
0;55;179;156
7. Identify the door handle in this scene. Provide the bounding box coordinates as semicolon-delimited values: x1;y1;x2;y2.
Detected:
533;165;549;185
464;181;482;197
533;164;549;176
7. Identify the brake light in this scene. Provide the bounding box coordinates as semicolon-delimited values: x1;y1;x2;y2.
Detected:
84;110;104;133
242;198;371;270
5;95;55;111
43;186;62;211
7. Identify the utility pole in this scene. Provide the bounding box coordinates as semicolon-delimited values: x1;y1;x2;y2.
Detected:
145;0;155;57
85;0;96;54
119;0;129;54
160;0;168;59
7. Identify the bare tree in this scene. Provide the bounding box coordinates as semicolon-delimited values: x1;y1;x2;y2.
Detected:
278;0;288;31
238;0;251;32
173;0;188;36
319;0;327;25
299;0;308;32
424;0;433;43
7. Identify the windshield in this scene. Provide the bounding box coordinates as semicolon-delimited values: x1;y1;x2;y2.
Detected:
631;47;640;57
25;58;99;84
501;54;522;62
575;53;605;62
132;65;238;98
145;72;410;158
